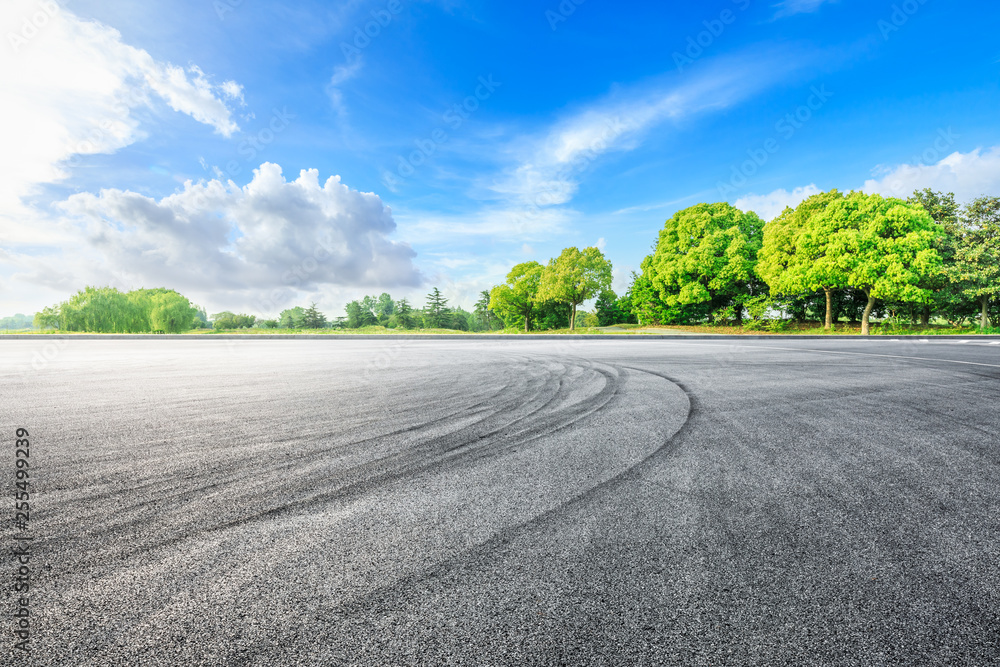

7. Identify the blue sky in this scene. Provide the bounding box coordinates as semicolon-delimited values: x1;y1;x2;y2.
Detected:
2;0;999;317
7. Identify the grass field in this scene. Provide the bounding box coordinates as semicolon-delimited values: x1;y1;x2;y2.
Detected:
5;322;999;336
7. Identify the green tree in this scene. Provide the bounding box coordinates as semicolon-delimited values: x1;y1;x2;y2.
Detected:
537;247;613;331
646;203;764;324
951;196;1000;329
279;306;306;329
192;306;210;329
148;291;197;333
595;289;636;326
344;300;376;328
0;314;34;330
212;312;256;329
474;290;500;331
758;189;846;329
629;266;670;325
300;302;328;329
489;261;544;332
375;293;395;325
907;189;963;325
390;298;415;329
33;306;61;330
818;192;942;335
423;288;449;329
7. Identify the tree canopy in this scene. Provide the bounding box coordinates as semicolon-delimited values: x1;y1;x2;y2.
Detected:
537;246;612;330
489;261;544;332
950;196;1000;328
817;192;942;334
645;203;764;322
758;189;846;328
34;286;201;333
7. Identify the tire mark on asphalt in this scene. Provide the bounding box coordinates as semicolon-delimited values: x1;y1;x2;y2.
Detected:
47;357;628;566
324;364;695;617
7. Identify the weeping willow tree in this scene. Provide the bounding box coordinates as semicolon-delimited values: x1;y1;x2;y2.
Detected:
34;286;200;333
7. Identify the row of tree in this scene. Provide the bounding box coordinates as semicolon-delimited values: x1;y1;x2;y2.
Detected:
27;189;997;334
33;287;207;333
624;189;998;333
342;289;491;331
487;246;613;331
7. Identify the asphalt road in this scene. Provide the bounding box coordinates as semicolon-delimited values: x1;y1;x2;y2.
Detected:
2;338;999;666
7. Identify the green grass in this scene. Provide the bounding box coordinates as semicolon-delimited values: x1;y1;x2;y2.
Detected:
7;322;998;336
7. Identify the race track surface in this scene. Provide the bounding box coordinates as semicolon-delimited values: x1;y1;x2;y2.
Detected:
2;338;999;665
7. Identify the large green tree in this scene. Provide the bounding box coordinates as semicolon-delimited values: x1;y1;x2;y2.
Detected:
951;196;1000;328
148;291;197;333
34;286;199;333
489;261;544;332
906;189;963;325
646;203;764;323
818;192;942;335
279;306;306;328
758;189;846;329
537;247;612;331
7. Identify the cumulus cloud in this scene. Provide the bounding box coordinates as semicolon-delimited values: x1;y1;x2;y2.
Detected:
55;163;421;300
0;0;242;216
862;147;1000;204
741;147;1000;225
735;184;821;220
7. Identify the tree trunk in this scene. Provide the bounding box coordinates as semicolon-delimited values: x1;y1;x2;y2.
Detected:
921;305;931;327
824;288;833;330
570;303;577;331
861;291;876;336
524;315;529;333
982;295;992;330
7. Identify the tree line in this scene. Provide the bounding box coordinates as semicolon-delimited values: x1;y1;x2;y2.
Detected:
32;287;207;333
621;189;999;334
25;189;998;334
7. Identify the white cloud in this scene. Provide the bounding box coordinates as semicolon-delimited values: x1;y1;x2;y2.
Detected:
735;184;821;220
40;163;420;311
327;60;363;117
736;146;1000;224
490;54;804;215
0;1;243;219
772;0;837;19
862;147;1000;204
397;206;571;242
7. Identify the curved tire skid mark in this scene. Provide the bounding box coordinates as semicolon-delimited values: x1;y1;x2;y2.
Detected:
329;363;697;617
